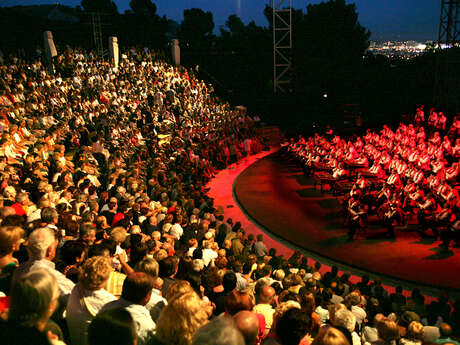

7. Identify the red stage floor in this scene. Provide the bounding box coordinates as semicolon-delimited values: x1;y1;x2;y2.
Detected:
232;152;460;293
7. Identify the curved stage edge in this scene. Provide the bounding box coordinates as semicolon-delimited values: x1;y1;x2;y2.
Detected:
232;151;460;295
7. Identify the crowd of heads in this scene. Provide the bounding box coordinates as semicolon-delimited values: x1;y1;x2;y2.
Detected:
0;48;459;345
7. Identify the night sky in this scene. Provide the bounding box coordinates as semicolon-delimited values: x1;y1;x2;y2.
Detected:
2;0;441;41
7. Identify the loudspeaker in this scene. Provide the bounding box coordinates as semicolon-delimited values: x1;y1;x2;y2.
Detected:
109;36;119;67
171;39;180;66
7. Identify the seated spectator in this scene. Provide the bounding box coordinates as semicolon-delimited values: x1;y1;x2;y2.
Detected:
13;227;75;297
299;287;321;335
274;307;313;345
233;310;260;345
88;308;137;345
1;269;62;345
435;323;459;345
66;256;116;345
193;315;245;345
135;257;167;322
332;308;361;345
154;290;211;345
373;317;400;345
159;255;179;296
79;223;97;247
253;285;276;336
99;272;156;345
211;271;237;316
224;290;254;316
362;314;385;344
55;240;86;283
315;288;333;326
0;225;24;294
254;234;268;258
164;280;194;302
312;327;351;345
400;321;424;345
345;292;367;330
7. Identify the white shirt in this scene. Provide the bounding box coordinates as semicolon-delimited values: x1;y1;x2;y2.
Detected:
253;303;275;335
27;208;42;223
14;259;75;297
352;331;362;345
202;248;218;266
66;284;116;345
100;298;156;345
187;247;196;257
315;305;330;325
144;288;167;322
362;326;379;344
351;305;367;327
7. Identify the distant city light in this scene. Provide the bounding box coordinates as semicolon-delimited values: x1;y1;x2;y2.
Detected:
368;40;434;60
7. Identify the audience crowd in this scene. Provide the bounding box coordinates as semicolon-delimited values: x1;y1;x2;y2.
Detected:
0;49;459;345
284;109;459;242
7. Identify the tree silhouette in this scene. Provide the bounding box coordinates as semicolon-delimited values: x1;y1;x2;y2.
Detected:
118;0;167;47
129;0;157;17
179;8;214;49
289;0;371;103
81;0;118;14
298;0;370;62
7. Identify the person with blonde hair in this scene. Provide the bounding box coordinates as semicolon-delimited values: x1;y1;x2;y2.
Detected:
136;257;159;278
153;248;168;262
110;226;128;246
154;290;211;345
3;185;17;205
373;317;400;345
66;256;116;345
2;269;62;344
165;280;193;301
0;225;24;294
110;226;128;271
400;321;424;345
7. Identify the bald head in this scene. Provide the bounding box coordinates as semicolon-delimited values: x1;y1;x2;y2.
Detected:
258;285;276;304
233;311;259;345
374;313;385;324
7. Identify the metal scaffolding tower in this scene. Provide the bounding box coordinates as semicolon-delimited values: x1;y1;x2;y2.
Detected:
272;0;292;93
92;12;105;59
434;0;460;113
438;0;460;44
